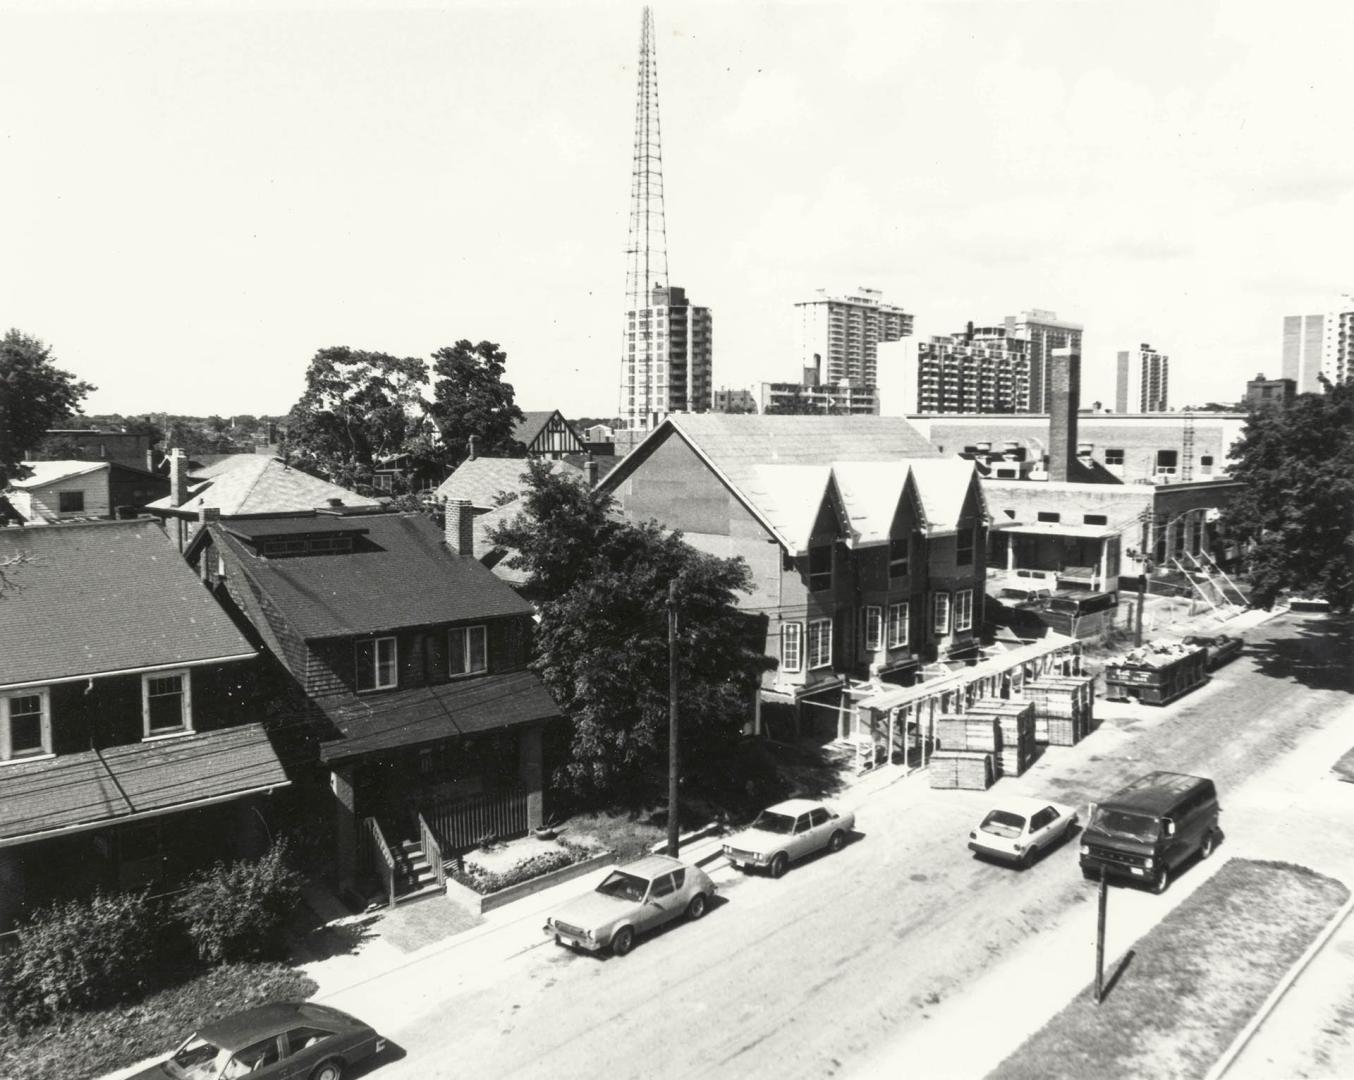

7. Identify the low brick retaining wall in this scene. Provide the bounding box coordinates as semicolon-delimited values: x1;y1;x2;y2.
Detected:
443;849;616;917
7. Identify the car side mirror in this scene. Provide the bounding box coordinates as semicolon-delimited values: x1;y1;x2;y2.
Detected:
1164;818;1176;837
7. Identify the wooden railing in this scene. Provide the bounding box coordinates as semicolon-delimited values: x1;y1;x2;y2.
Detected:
417;812;446;888
422;786;529;855
363;816;397;908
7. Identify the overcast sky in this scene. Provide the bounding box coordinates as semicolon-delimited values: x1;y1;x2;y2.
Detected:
3;0;1352;420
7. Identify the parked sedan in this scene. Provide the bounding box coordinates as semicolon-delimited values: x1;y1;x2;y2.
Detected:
130;1001;383;1080
969;797;1078;868
721;798;856;878
543;854;715;957
1184;633;1244;669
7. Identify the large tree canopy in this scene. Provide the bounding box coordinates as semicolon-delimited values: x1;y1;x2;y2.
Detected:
0;330;95;487
491;461;774;800
284;347;428;491
1223;380;1354;611
428;339;525;465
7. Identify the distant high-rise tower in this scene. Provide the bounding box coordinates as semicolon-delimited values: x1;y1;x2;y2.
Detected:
795;288;913;391
1283;294;1354;393
1006;309;1083;413
1115;343;1170;412
619;7;712;431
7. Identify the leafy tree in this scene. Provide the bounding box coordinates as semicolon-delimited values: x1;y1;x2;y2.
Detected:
285;346;428;491
1223;379;1354;611
492;461;774;800
0;329;95;486
428;339;525;466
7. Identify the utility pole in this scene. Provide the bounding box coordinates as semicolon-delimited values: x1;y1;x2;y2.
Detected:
667;578;680;857
1094;868;1108;1004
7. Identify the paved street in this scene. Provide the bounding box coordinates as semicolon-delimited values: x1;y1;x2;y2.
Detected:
299;611;1354;1080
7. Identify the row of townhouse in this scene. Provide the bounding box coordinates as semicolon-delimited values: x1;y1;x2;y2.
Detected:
597;415;989;738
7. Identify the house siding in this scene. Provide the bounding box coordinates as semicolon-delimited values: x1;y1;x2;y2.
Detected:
13;468;110;521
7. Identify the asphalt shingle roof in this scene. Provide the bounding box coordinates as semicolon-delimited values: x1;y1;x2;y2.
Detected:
147;457;383;516
8;460;106;488
0;723;287;843
214;512;534;639
908;458;985;529
0;520;256;688
315;669;561;762
433;457;577;510
513;410;577;449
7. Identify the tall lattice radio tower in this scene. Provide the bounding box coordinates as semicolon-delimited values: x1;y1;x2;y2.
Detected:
625;6;669;310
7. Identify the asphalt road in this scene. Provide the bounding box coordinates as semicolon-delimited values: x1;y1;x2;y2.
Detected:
347;612;1354;1080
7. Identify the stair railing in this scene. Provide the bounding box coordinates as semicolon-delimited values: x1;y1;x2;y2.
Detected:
363;816;397;909
417;811;447;888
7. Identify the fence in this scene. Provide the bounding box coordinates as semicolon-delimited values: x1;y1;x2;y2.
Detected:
421;786;529;855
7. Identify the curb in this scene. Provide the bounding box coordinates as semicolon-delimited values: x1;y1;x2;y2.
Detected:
1203;888;1354;1080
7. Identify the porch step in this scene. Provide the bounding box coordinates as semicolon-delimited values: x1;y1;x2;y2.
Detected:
393;839;439;894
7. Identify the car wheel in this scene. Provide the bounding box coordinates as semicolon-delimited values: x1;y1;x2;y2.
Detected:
1153;865;1171;894
686;893;708;920
311;1059;344;1080
1021;846;1039;868
769;853;789;879
611;926;635;956
1200;830;1216;860
1081;866;1099;881
828;830;845;854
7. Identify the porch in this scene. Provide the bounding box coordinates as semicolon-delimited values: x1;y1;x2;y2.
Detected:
991;521;1121;592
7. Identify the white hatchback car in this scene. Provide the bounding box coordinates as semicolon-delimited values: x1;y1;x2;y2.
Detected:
721;798;855;878
968;796;1078;868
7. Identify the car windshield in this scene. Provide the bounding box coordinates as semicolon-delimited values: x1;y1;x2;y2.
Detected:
980;810;1026;839
751;811;796;834
595;870;649;902
163;1036;231;1080
1090;807;1159;842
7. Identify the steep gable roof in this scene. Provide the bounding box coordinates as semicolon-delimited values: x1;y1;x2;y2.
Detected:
0;520;256;688
513;410;578;449
212;512;533;639
146;457;383;517
909;458;987;530
830;461;916;546
433;456;576;510
7;460;106;488
744;464;833;554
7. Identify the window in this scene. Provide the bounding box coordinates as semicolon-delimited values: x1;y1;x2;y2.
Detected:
284;1028;334;1056
449;625;488;676
808;545;832;592
223;1038;280;1079
780;622;803;673
142;671;191;736
1200;455;1214;468
2;689;51;761
887;602;909;648
57;491;84;513
809;808;830;827
1036;511;1061;523
888;536;909;578
863;606;883;652
355;637;398;691
933;592;952;636
807;618;833;670
651;873;677;898
1105;449;1125;466
955;589;974;633
957;527;974;567
1156;449;1179;473
794;815;812;834
1083;514;1108;526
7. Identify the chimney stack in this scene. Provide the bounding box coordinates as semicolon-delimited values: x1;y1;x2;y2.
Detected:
146;448;156;473
169;448;189;507
585;458;599;486
444;498;474;557
467;435;477;461
1047;348;1081;483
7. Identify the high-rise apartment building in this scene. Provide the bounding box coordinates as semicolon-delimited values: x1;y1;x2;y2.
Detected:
1006;309;1083;413
1115;343;1170;413
795;288;914;389
621;284;713;426
916;325;1031;413
1283;294;1354;392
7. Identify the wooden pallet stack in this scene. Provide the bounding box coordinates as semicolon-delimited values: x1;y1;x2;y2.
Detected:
928;749;995;791
967;699;1037;777
1023;674;1095;746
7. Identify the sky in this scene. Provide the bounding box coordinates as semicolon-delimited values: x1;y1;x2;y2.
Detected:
2;0;1353;421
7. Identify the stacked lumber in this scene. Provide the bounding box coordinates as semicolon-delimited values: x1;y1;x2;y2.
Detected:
968;699;1037;777
1023;674;1095;746
934;715;1002;754
928;750;995;791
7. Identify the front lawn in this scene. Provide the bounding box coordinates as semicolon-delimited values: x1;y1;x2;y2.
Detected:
0;961;317;1080
990;859;1349;1080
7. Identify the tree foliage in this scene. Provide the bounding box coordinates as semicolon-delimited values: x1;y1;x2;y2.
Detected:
0;329;95;487
1223;380;1354;611
491;461;774;801
428;339;525;465
284;346;429;491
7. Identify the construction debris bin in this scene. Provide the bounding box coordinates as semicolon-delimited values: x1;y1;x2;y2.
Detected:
1103;641;1209;706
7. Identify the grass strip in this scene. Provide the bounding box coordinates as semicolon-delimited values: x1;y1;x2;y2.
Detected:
0;961;317;1080
989;858;1348;1080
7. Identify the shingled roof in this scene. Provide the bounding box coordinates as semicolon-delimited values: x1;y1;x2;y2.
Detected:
211;512;533;640
146;457;383;517
433;457;574;511
0;520;256;689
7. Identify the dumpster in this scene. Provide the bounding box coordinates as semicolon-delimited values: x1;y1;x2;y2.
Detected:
1103;641;1209;705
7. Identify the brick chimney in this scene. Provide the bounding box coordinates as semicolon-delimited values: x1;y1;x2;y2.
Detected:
169;448;189;507
1047;348;1081;483
444;498;474;557
467;435;477;461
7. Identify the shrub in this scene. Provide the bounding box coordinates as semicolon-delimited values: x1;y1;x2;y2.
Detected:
1;889;161;1028
451;839;596;895
174;842;303;964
